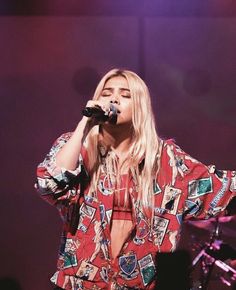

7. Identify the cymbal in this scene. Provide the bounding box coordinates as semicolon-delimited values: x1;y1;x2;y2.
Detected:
185;215;236;238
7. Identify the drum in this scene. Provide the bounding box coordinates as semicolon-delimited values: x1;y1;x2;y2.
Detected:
178;216;236;290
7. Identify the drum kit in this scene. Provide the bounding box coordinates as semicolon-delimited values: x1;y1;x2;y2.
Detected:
184;215;236;290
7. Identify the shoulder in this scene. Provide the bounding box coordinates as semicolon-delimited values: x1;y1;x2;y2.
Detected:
161;138;180;157
160;138;201;169
162;139;196;159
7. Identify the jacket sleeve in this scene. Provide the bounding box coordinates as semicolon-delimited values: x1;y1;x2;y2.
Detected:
35;132;89;206
164;140;236;220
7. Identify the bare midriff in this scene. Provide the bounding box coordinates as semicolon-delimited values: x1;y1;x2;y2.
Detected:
110;217;133;260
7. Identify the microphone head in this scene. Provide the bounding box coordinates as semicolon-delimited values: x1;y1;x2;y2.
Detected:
109;104;118;124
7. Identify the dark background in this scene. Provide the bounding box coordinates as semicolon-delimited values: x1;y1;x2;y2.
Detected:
0;1;235;290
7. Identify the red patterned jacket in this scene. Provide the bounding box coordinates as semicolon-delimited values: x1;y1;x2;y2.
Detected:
36;133;236;290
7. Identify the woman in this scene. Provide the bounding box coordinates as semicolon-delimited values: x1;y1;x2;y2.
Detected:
36;69;235;290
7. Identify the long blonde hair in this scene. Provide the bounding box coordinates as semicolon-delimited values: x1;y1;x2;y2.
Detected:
84;69;162;208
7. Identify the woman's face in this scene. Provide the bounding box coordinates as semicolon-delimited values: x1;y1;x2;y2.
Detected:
99;76;133;126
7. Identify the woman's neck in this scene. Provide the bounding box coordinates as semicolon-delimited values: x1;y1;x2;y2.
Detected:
100;124;133;156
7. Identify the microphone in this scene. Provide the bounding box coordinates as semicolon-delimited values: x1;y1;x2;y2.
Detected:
82;104;117;123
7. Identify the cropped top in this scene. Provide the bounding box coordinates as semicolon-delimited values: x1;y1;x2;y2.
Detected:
112;174;133;220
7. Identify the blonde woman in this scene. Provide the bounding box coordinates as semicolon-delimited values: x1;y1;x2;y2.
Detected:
36;69;235;290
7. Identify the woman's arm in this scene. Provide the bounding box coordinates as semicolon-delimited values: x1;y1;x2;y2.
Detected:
161;140;236;220
55;116;90;170
55;98;108;169
55;117;90;170
35;116;94;205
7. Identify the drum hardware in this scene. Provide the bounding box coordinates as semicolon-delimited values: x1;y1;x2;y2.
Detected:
192;242;236;289
190;216;236;290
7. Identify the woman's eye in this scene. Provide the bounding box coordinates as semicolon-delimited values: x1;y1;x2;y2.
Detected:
122;94;131;98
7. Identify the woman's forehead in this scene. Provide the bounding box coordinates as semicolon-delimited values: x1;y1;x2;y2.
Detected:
103;75;129;90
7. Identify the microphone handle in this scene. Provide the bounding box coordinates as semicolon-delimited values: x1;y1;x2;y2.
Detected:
82;106;109;121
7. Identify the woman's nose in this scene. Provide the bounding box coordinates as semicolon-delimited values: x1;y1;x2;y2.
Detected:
110;95;120;104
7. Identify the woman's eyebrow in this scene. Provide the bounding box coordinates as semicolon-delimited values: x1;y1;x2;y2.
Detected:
120;88;130;92
103;87;130;92
102;88;112;91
